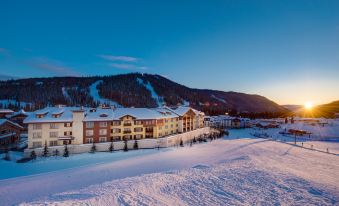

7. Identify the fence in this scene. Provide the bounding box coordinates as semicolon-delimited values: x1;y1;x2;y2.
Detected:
24;127;211;157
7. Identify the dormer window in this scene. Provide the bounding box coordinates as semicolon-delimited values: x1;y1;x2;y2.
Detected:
36;114;45;118
52;114;61;118
100;113;108;117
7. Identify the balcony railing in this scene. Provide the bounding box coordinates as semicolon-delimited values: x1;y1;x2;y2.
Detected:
123;123;132;126
123;130;132;134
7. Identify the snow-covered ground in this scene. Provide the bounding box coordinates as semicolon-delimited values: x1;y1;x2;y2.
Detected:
136;77;164;107
0;129;338;205
229;128;339;154
89;80;121;107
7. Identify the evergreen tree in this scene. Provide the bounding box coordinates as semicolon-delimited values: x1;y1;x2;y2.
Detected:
109;141;114;152
133;140;138;150
180;139;184;147
30;150;37;160
124;139;128;152
43;141;49;157
90;143;96;153
63;144;69;157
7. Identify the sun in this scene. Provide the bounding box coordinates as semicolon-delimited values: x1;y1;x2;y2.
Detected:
304;101;313;110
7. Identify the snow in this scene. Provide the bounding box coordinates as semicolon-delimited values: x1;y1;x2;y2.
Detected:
211;94;227;104
136;77;164;107
0;128;338;205
61;87;71;101
0;100;32;108
89;80;121;107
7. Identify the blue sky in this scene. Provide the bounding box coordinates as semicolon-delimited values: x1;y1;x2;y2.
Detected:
1;0;338;105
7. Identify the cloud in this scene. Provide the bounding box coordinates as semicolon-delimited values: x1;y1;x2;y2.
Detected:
98;54;139;62
27;57;80;77
0;48;7;53
109;63;147;70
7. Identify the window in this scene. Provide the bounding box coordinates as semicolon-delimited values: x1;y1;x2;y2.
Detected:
86;130;93;136
50;123;58;129
165;125;168;129
64;131;72;136
99;122;107;127
112;136;121;141
49;131;58;138
134;127;143;132
86;138;93;144
99;137;107;142
159;133;162;137
171;118;174;122
135;134;143;139
86;122;94;128
171;124;173;128
134;120;142;125
99;129;107;136
112;121;121;126
64;122;72;127
32;141;42;148
32;132;42;139
112;128;120;134
33;124;42;130
159;126;162;130
49;140;58;146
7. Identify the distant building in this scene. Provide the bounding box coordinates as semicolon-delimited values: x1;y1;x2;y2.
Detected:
0;119;23;149
5;109;30;131
0;109;14;118
205;115;250;129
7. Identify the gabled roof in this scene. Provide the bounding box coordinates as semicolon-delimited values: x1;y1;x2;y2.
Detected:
6;109;30;119
0;118;23;129
0;109;14;114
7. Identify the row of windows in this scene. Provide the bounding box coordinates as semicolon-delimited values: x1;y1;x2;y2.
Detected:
32;123;72;130
32;131;73;139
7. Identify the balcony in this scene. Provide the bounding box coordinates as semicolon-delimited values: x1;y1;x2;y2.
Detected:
123;123;132;127
123;130;132;134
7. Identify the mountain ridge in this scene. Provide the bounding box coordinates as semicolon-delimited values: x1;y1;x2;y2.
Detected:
0;73;287;115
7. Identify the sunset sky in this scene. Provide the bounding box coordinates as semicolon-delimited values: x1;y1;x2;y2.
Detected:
1;0;338;105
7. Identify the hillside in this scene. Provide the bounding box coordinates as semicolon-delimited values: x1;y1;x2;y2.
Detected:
0;73;287;115
296;101;339;118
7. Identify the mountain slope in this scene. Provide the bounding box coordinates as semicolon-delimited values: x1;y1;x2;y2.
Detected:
296;101;339;118
0;73;287;115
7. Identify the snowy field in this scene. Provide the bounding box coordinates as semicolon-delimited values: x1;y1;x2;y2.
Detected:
0;129;338;205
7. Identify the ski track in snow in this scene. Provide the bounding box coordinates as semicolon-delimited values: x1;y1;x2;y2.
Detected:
89;80;121;107
61;87;71;102
0;136;337;205
211;94;227;104
136;78;164;107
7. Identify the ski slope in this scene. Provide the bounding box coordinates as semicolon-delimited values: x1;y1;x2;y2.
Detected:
136;77;164;107
89;80;121;107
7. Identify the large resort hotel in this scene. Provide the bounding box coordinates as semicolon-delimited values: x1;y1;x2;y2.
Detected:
24;106;205;149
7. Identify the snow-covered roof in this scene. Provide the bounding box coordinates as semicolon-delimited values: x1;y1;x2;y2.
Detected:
24;106;204;123
6;109;30;119
0;109;14;114
113;108;179;120
24;106;85;123
84;108;115;122
0;118;23;129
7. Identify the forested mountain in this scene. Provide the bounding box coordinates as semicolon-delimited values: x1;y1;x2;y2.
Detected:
0;73;287;115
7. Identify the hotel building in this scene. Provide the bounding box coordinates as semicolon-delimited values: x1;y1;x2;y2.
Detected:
24;106;205;149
